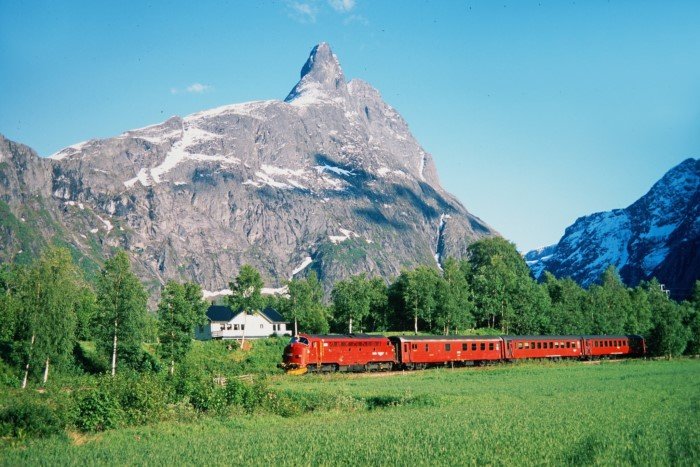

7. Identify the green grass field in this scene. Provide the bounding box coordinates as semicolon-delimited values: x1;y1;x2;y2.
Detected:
2;359;698;465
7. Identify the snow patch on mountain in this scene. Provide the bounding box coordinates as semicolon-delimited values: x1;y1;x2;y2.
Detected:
525;158;699;297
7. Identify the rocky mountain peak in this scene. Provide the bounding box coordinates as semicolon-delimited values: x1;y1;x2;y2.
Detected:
526;158;699;299
285;42;349;103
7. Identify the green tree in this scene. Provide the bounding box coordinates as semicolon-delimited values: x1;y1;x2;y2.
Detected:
74;287;97;341
15;247;83;386
682;283;700;355
645;279;689;358
627;286;653;335
158;281;207;375
227;265;265;347
434;258;473;335
403;266;440;334
585;266;631;335
95;250;148;376
227;265;264;314
283;271;329;335
542;273;588;334
331;274;373;334
0;264;23;344
366;277;390;332
465;238;538;333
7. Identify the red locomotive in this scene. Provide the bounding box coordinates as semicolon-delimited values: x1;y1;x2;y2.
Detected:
280;334;646;374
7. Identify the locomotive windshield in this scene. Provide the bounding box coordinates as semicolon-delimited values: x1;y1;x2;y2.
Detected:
290;336;309;346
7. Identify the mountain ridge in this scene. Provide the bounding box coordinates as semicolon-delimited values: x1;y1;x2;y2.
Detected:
526;158;700;299
0;43;497;298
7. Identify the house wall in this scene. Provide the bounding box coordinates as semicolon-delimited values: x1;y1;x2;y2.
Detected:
197;312;291;340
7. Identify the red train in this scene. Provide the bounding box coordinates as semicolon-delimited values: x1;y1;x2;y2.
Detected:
280;334;646;374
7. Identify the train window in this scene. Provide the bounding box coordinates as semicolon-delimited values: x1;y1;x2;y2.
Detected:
554;342;559;349
412;344;417;350
489;343;494;351
445;344;451;351
517;342;523;349
425;344;429;352
549;342;554;349
524;342;529;349
536;342;541;349
572;342;577;348
531;342;536;349
480;343;485;351
472;343;477;351
462;343;468;351
566;342;570;348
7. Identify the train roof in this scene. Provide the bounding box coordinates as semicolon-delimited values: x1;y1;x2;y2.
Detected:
390;335;503;342
300;334;388;340
501;334;643;340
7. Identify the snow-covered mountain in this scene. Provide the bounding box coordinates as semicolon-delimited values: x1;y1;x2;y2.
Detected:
0;43;496;297
525;158;700;299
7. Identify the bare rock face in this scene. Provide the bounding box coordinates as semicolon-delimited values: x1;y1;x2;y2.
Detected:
0;43;497;296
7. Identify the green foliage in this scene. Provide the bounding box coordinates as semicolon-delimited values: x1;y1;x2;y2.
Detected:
465;238;542;333
646;280;689;357
94;250;148;374
7;247;89;385
74;287;97;341
227;265;264;314
76;387;124;432
281;271;329;335
331;273;375;333
0;399;67;439
157;281;207;374
434;258;473;335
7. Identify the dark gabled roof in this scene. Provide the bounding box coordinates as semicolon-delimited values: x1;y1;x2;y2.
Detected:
260;307;286;323
206;305;286;323
206;305;237;322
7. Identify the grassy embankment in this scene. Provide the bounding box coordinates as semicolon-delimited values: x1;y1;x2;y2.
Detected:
2;358;698;465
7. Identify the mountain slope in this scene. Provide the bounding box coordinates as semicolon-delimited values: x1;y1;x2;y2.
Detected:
525;158;700;299
0;43;496;296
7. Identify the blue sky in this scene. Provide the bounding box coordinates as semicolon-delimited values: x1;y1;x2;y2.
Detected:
1;1;699;252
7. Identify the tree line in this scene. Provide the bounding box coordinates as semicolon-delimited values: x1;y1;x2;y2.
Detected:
1;238;699;388
274;238;700;358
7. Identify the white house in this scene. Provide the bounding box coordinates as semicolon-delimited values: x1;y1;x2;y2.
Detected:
195;305;291;340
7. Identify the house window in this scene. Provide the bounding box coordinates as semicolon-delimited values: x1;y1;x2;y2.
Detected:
241;325;245;331
260;324;264;329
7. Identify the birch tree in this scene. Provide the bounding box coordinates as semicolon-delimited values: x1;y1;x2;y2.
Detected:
95;251;148;376
158;281;207;374
14;247;80;387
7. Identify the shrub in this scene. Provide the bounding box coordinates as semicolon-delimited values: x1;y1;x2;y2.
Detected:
0;400;66;439
75;388;124;432
110;373;169;425
189;383;228;415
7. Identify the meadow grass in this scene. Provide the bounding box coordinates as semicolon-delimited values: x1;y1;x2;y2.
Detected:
2;359;698;465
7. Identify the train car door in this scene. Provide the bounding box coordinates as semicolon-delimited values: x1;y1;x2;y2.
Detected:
504;340;513;360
